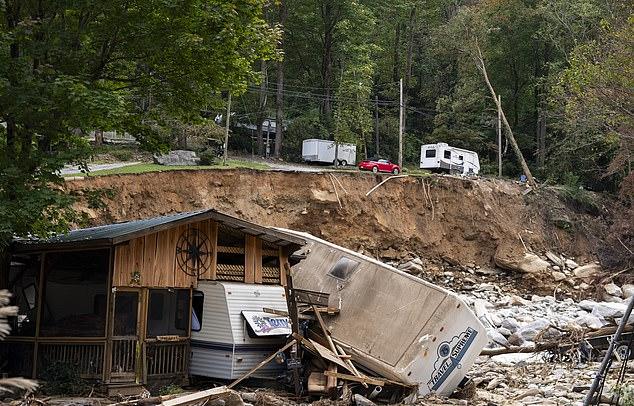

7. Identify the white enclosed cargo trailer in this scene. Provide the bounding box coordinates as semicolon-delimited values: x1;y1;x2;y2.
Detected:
302;139;356;166
276;229;488;397
420;143;480;175
189;281;290;380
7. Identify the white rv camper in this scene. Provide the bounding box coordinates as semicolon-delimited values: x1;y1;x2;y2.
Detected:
420;143;480;175
189;281;291;380
277;229;488;397
302;139;357;166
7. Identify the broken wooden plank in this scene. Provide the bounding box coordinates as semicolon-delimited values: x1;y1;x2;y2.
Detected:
161;386;228;406
306;337;352;372
227;340;296;389
323;371;385;387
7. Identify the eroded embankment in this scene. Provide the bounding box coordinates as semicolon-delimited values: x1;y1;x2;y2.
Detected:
65;169;622;272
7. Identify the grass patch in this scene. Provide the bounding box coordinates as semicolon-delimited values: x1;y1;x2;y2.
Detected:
68;159;270;177
402;167;432;177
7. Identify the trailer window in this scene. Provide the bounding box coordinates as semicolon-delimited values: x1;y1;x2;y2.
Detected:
328;256;360;281
425;149;436;158
191;291;204;332
444;150;451;159
458;155;464;161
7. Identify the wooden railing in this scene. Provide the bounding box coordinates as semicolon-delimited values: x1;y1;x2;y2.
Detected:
110;339;137;376
37;341;105;379
146;341;188;377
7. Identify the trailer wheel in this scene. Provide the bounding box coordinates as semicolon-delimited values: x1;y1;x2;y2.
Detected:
392;168;400;175
340;160;347;166
372;166;378;173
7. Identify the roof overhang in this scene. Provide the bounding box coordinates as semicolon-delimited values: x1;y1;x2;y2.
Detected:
12;209;305;254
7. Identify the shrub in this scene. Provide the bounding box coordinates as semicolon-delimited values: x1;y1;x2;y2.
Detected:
40;361;90;396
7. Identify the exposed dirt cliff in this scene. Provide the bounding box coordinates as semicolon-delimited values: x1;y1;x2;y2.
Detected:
65;169;630;276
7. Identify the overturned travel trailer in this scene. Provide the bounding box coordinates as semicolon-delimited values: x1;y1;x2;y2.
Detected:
190;281;290;380
420;143;480;175
279;229;488;396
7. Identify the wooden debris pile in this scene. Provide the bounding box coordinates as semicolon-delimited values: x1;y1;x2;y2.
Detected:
273;268;417;403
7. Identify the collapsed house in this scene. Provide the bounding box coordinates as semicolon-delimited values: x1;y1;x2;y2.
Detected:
1;208;487;400
2;209;302;392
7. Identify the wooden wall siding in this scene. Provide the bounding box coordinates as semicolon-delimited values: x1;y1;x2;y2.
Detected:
113;220;215;288
113;219;285;287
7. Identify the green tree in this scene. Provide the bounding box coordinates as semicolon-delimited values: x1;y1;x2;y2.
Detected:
333;1;377;157
0;1;278;252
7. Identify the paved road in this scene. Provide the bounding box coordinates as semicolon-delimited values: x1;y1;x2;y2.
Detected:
60;161;142;175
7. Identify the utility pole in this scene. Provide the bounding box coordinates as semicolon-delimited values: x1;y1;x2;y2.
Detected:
497;94;502;177
398;78;403;168
375;95;380;157
223;92;231;165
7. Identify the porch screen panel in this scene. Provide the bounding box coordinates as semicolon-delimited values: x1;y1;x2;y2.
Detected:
147;289;190;337
7;254;40;336
39;250;109;337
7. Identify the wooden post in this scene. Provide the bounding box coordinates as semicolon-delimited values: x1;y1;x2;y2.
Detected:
498;94;502;177
398;78;403;168
223;92;231;166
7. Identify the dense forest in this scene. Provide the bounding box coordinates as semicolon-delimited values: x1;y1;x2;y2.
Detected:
235;0;632;193
0;0;632;248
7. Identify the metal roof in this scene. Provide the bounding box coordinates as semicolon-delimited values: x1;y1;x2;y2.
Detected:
13;209;305;252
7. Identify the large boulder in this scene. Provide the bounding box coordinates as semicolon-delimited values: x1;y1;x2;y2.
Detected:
573;263;601;278
623;284;634;299
494;247;550;274
154;149;200;166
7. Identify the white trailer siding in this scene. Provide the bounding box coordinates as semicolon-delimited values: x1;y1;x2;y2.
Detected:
302;139;356;165
276;229;488;397
302;139;336;163
190;282;289;380
420;143;480;175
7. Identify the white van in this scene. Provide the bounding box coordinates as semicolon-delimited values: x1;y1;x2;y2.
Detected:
302;139;357;166
189;281;290;380
420;143;480;175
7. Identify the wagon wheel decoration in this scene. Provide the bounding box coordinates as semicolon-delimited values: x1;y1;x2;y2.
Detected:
176;228;211;277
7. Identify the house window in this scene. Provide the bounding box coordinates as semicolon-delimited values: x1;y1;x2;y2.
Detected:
191;291;204;332
328;257;360;281
444;150;451;159
39;250;109;337
425;149;436;158
8;254;40;337
147;289;190;337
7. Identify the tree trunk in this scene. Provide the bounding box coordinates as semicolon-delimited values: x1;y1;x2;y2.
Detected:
392;21;401;83
321;1;335;123
274;0;287;159
404;7;416;93
255;60;268;156
95;129;104;146
474;44;536;188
